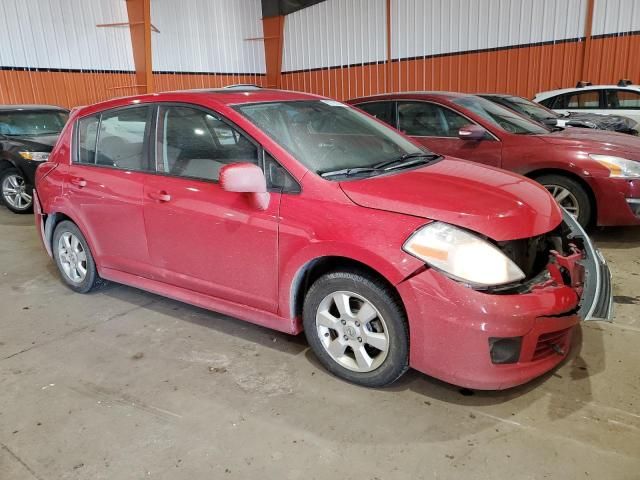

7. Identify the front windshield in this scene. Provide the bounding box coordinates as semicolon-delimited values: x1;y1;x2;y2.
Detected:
503;96;558;122
0;110;68;136
453;97;548;135
235;100;426;175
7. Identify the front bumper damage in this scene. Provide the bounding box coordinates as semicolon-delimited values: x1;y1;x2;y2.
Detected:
560;208;613;321
398;208;612;390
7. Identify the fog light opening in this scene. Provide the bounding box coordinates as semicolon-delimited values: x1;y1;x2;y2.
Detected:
488;337;523;364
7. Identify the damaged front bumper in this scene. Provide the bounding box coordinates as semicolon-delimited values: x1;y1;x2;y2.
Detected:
561;208;614;321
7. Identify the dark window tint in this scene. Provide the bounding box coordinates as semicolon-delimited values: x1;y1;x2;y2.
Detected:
564;90;600;109
96;106;151;170
606;89;640;109
156;106;258;181
398;102;471;137
264;152;299;192
538;96;557;109
0;110;68;136
76;115;100;164
357;102;396;127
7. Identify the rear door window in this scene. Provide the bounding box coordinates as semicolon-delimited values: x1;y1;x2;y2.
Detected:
563;90;601;109
356;102;396;127
605;89;640;109
398;101;471;137
76;115;100;164
95;106;152;171
155;105;258;182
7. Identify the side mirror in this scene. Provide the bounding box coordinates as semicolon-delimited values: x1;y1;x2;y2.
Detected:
219;162;270;210
458;124;487;141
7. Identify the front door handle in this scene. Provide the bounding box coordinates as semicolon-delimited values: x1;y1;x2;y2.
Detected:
149;191;171;202
70;177;87;188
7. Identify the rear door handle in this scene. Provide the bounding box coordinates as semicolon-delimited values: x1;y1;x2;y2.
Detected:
149;191;171;202
70;177;87;188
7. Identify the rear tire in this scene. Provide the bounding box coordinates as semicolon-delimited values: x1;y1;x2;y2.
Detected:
535;174;592;228
303;270;409;387
1;168;33;214
52;220;104;293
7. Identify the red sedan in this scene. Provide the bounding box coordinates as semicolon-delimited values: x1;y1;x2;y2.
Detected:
349;92;640;228
34;89;611;390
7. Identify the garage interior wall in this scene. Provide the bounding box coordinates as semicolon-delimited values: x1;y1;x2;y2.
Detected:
1;0;639;107
151;0;266;92
281;0;640;100
0;0;136;106
0;0;266;107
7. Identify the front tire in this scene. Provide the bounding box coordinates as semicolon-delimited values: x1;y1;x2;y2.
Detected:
52;221;104;293
1;168;33;213
303;271;409;387
535;174;592;228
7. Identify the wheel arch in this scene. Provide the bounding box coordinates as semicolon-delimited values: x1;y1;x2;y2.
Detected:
44;211;88;257
0;158;18;174
289;255;407;327
525;167;597;223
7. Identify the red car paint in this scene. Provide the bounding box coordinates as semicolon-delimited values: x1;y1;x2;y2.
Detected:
348;92;640;226
36;89;584;390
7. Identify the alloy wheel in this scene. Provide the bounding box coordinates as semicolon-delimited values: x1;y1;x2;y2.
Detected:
545;184;580;219
315;290;390;373
57;232;88;283
1;173;32;210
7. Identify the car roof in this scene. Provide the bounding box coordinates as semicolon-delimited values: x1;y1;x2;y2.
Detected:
75;88;326;116
0;104;69;112
534;84;640;100
349;91;475;103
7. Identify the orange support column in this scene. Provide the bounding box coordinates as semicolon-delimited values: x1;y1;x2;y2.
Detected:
262;15;285;88
126;0;153;94
579;0;595;82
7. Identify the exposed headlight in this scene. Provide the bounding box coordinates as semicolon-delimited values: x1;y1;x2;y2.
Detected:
589;154;640;178
403;222;525;287
19;151;50;161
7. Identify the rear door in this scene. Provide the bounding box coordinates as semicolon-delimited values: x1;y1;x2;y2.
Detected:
142;104;281;312
65;106;153;275
396;101;503;168
603;88;640;123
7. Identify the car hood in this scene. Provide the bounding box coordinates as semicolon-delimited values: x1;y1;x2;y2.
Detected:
339;158;562;241
2;134;59;151
536;128;640;154
565;112;637;131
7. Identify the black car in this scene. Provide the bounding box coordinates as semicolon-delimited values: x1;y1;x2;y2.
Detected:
478;93;639;135
0;105;69;213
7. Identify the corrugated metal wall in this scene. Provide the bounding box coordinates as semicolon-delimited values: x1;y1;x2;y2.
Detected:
281;0;387;98
281;0;640;100
2;0;640;106
151;0;267;91
586;0;640;84
0;0;136;106
0;0;267;107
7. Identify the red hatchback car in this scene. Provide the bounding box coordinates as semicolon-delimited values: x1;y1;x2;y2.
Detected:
350;92;640;228
35;89;611;390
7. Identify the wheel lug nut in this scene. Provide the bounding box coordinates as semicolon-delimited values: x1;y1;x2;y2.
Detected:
341;319;346;325
355;321;360;327
343;335;348;341
357;337;362;343
324;332;329;337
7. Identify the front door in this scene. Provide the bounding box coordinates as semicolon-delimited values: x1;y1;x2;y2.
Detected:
143;104;280;313
64;106;154;274
397;101;503;168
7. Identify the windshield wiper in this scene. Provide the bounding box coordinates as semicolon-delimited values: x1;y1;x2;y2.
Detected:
321;152;441;179
320;167;381;179
373;152;441;170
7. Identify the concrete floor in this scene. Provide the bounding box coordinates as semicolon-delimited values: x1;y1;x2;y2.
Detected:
0;208;639;480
